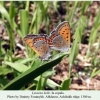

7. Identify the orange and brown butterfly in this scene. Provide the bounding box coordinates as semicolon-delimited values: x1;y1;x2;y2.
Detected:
49;21;72;52
24;21;72;60
24;34;51;60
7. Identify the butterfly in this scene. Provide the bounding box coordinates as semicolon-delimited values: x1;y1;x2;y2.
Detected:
49;21;71;52
24;34;51;60
24;21;72;60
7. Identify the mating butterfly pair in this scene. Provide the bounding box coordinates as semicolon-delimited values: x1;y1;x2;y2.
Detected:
24;21;72;60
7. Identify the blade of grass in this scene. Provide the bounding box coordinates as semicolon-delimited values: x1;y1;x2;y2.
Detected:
4;61;30;73
9;1;17;29
0;2;22;57
39;1;50;34
59;78;71;90
90;68;100;78
81;1;92;15
68;16;87;77
66;1;78;26
34;5;42;34
20;10;29;37
91;36;100;66
25;1;30;11
0;3;10;23
36;75;47;90
0;66;13;75
3;53;66;90
86;7;100;58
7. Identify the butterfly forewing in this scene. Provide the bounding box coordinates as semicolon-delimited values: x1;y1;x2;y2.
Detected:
24;34;40;55
24;34;51;60
49;21;71;52
57;21;71;45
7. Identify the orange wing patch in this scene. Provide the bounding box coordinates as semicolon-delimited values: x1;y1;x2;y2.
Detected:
57;22;70;45
24;37;40;55
33;37;47;43
49;32;59;46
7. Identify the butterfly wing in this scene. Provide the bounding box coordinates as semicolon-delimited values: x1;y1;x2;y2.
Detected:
24;34;51;60
49;21;71;52
24;34;39;55
56;21;71;45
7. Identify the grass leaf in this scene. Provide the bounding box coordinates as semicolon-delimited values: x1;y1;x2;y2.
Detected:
3;53;66;90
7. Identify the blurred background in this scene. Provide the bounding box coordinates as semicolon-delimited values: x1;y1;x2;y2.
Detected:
0;1;100;90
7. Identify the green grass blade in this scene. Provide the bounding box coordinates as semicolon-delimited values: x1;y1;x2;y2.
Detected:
25;1;30;11
46;78;60;89
4;61;30;73
0;3;10;22
89;7;100;45
66;1;78;25
69;16;87;77
90;68;100;78
81;1;92;15
20;10;29;37
36;75;47;90
0;66;13;75
29;9;37;33
2;53;66;90
9;1;17;29
15;58;34;64
59;78;71;90
35;76;60;89
34;7;42;34
86;7;100;58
